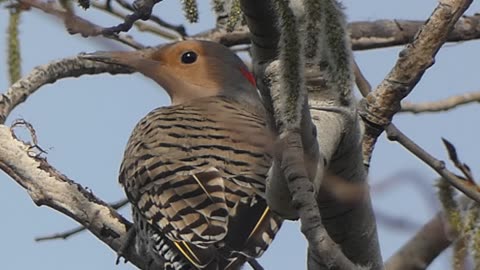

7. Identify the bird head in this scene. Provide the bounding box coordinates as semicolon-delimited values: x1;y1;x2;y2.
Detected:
81;40;259;105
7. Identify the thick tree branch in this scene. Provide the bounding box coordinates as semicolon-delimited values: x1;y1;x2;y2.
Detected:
0;125;160;269
360;0;473;166
35;198;129;241
0;56;132;124
401;91;480;113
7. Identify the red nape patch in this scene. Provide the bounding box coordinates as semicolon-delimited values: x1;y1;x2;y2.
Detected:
239;67;257;87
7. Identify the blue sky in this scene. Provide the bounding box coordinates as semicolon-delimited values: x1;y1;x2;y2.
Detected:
1;0;479;269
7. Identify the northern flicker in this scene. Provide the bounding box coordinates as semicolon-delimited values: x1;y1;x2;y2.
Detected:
81;40;282;270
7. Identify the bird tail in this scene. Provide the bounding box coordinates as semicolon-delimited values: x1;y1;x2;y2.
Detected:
223;199;283;269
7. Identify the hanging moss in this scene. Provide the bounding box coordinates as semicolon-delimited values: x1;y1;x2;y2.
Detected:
7;8;21;85
226;0;241;32
181;0;198;23
437;179;462;233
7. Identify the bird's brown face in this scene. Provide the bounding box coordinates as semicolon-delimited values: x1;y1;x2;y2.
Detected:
81;40;257;105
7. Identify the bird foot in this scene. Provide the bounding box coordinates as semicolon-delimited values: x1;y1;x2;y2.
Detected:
116;227;137;264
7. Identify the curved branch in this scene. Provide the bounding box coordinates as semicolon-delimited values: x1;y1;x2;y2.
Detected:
0;56;132;124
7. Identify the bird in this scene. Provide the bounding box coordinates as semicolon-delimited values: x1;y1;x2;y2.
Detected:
81;40;282;270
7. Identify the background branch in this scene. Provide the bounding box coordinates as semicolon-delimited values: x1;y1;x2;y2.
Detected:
385;212;452;270
401;91;480;113
349;14;480;50
195;14;480;50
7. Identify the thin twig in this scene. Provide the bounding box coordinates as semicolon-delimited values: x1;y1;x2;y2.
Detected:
101;0;163;35
113;0;187;36
374;210;422;231
90;0;179;40
385;124;480;203
401;91;480;113
35;225;86;241
18;0;145;49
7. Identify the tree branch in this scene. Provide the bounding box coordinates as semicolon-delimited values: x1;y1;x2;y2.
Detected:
241;0;382;269
111;0;186;36
35;198;129;241
349;14;480;50
360;0;473;166
101;0;164;35
401;91;480;113
385;124;480;203
353;42;480;204
385;212;451;270
0;56;132;124
0;125;160;269
89;0;184;40
19;0;144;49
195;13;480;50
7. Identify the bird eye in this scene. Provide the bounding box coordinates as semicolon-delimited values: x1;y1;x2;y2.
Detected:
181;51;197;64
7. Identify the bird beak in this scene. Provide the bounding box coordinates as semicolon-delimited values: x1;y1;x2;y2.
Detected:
79;48;157;68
